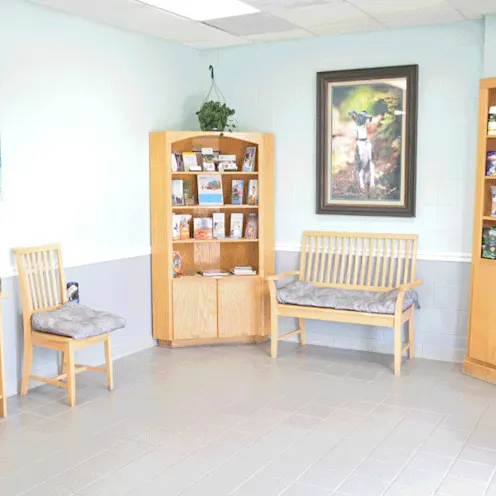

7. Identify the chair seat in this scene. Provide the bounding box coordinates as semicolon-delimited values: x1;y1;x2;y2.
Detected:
32;302;126;339
276;281;419;315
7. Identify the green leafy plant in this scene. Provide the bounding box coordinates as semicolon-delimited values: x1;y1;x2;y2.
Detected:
196;100;236;132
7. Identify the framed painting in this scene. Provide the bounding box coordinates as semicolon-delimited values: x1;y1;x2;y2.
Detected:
317;65;418;217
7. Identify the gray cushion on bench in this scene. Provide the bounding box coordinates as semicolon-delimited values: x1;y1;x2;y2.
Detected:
276;281;418;315
32;302;126;339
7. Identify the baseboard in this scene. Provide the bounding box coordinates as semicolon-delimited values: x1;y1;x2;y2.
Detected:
462;357;496;385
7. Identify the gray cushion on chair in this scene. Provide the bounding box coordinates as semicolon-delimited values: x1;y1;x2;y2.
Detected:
276;281;419;315
32;302;126;339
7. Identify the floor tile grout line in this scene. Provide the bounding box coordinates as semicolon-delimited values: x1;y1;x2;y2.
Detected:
383;398;490;496
375;413;445;495
14;417;164;496
129;397;305;496
180;393;324;495
280;397;392;495
434;400;493;496
329;395;416;495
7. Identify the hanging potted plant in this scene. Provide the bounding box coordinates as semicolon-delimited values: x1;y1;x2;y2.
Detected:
197;66;236;132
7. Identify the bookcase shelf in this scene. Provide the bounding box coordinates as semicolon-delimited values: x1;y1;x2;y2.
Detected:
150;131;274;348
464;78;496;385
172;204;259;211
172;171;258;176
173;238;259;244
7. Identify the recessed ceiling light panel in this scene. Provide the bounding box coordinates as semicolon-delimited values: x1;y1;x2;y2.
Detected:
138;0;259;21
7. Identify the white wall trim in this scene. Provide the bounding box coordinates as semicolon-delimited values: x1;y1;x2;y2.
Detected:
1;246;151;279
0;244;471;279
275;243;471;263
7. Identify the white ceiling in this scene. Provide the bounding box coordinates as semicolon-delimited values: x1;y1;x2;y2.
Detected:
29;0;496;49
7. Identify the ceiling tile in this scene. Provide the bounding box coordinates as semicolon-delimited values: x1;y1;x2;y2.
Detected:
205;12;296;35
244;0;332;8
29;0;243;44
349;0;464;27
184;38;253;49
308;15;383;35
269;1;375;28
447;0;496;19
245;27;313;42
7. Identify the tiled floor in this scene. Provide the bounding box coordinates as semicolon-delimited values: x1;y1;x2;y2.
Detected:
1;342;496;496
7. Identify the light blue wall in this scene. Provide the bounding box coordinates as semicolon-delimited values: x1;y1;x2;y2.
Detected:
201;21;486;363
0;0;200;395
203;21;484;258
484;15;496;77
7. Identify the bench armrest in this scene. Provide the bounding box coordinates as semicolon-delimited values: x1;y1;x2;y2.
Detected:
397;280;423;292
266;270;300;282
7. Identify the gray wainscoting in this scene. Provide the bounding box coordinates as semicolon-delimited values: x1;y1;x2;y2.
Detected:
1;252;470;397
275;251;470;363
2;255;154;397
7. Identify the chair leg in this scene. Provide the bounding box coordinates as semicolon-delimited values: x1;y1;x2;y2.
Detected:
393;319;402;376
65;345;76;407
104;334;114;391
299;318;306;346
59;350;67;376
21;342;34;396
408;308;415;359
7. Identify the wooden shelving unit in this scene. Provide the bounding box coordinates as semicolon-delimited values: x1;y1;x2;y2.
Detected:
464;78;496;384
150;131;274;347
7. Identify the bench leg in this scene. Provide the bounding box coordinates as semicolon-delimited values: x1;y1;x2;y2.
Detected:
270;316;278;358
299;319;306;346
408;308;415;359
393;318;402;376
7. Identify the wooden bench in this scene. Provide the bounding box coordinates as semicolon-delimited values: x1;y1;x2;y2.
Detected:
267;232;422;375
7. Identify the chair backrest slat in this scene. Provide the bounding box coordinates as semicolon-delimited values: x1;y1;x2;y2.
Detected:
14;245;66;319
299;232;418;290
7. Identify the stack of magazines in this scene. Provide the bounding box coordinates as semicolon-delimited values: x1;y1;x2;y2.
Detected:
200;269;230;277
230;266;256;276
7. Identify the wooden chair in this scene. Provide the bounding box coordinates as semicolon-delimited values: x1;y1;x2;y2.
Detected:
267;232;422;375
14;244;119;407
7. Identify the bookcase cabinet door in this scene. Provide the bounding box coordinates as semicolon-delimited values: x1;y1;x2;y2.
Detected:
469;263;496;366
173;278;217;340
217;277;261;338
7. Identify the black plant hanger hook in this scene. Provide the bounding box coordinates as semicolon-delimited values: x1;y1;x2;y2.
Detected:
209;65;215;81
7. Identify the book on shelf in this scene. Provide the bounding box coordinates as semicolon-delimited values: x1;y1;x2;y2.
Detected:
171;152;184;172
200;269;230;277
183;181;196;205
230;213;244;238
172;180;184;206
218;154;237;171
231;180;244;205
183;152;201;172
482;227;496;259
248;179;258;206
242;147;257;172
198;174;224;205
230;266;256;276
244;213;258;239
213;213;226;239
180;214;192;240
487;151;496;176
172;215;181;240
202;148;216;171
194;218;213;240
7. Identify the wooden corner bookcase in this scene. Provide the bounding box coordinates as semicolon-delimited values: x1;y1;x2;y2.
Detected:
150;131;274;347
464;78;496;383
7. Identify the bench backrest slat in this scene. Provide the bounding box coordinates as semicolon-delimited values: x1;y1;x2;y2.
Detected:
300;232;418;289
